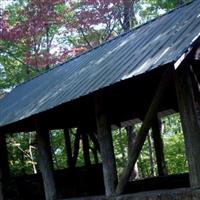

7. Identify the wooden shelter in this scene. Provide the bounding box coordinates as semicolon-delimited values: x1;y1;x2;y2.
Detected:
1;0;200;199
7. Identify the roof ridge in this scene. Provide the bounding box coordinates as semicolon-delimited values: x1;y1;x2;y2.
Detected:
13;0;194;90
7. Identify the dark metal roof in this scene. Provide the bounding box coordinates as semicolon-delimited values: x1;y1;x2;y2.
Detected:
0;0;200;128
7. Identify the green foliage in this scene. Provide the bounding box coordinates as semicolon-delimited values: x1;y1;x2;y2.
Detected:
7;132;37;176
7;113;188;179
135;0;190;24
112;113;188;179
162;114;188;174
164;132;188;174
50;130;67;170
113;128;128;175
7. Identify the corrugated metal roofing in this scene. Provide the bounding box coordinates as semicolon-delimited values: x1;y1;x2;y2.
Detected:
0;0;200;128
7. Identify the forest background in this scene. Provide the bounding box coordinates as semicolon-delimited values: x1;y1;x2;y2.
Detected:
0;0;189;178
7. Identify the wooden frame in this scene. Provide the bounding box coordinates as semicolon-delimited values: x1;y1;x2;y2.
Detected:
175;64;200;188
36;124;57;200
94;93;118;196
116;67;172;194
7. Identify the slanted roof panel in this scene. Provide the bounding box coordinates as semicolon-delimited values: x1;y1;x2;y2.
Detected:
0;0;200;128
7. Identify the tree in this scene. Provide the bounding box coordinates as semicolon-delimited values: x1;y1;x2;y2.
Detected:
0;0;139;89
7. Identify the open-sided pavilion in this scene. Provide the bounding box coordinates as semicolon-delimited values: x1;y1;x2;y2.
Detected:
1;0;200;199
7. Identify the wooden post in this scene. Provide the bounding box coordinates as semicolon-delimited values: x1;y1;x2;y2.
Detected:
64;128;73;168
36;125;57;200
88;132;100;164
0;133;8;200
152;117;167;176
72;128;81;167
88;132;100;152
94;93;118;196
0;133;9;181
81;129;91;167
0;169;3;200
175;65;200;188
116;67;172;194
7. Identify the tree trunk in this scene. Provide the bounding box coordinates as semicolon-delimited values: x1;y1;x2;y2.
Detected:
122;0;137;31
123;0;131;31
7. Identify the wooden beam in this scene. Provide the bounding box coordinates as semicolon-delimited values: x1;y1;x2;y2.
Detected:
64;128;73;168
88;132;100;152
88;132;100;164
175;65;200;188
81;129;91;167
72;128;81;167
0;133;9;181
94;93;118;196
90;145;99;164
116;67;172;194
0;156;4;200
36;125;57;200
0;171;3;200
152;117;168;176
0;133;10;200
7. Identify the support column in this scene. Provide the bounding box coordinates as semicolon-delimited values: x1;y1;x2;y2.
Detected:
0;169;3;200
81;130;91;167
94;93;118;196
36;125;57;200
88;132;100;164
0;134;9;180
175;65;200;188
152;117;167;176
0;133;9;200
72;128;81;167
64;128;73;168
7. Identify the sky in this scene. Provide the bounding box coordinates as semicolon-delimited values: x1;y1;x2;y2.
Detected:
0;0;13;9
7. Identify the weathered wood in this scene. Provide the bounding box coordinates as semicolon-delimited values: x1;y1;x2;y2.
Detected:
36;125;57;200
0;133;9;181
90;145;99;164
152;117;168;176
72;128;81;167
94;93;118;196
81;130;91;167
0;133;9;200
0;163;4;200
147;133;155;176
88;132;100;152
126;126;139;180
116;68;172;194
174;65;200;188
64;128;73;168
